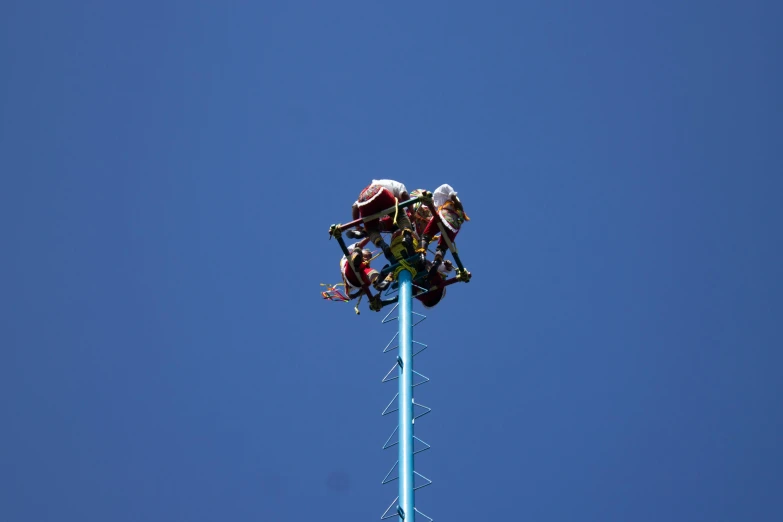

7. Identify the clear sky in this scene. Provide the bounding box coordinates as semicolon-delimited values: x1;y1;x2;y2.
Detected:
2;1;782;521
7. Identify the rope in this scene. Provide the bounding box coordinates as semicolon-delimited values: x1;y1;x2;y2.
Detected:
393;256;418;280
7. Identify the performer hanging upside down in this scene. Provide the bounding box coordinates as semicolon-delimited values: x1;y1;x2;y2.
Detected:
340;238;382;297
350;179;417;262
415;258;455;308
420;183;469;274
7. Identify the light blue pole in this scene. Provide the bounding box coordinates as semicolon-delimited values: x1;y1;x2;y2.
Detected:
398;269;415;521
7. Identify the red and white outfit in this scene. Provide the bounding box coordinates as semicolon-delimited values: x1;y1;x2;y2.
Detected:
408;188;434;236
414;262;451;308
340;242;379;295
421;184;464;248
354;179;413;241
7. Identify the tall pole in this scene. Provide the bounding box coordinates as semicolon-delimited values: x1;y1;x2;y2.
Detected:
398;269;415;521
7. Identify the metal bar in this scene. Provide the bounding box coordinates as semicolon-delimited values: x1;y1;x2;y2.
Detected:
382;364;400;383
413;401;432;420
422;198;467;274
381;497;401;520
412;340;429;357
383;426;399;450
382;303;399;324
379;296;400;309
398;269;415;521
334;234;353;258
383;393;400;416
413;471;433;491
337;196;425;232
412;436;431;455
383;332;400;353
411;312;427;328
382;461;399;485
411;370;430;388
434;221;466;273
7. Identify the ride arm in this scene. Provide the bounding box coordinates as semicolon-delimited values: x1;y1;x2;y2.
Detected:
334;194;426;233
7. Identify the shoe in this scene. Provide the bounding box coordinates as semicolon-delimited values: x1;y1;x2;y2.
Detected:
374;275;392;291
400;232;414;259
346;229;367;239
380;243;395;262
428;258;442;279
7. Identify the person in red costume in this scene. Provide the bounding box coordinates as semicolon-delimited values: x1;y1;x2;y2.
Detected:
408;188;434;237
340;238;382;297
350;179;416;262
414;258;454;308
419;184;469;275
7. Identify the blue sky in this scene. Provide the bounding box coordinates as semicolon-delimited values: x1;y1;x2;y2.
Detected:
2;1;781;521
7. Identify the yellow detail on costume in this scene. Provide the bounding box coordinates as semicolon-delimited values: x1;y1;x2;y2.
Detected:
393;258;418;280
387;232;420;279
389;232;419;261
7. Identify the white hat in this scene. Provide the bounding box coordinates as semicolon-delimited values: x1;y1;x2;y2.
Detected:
433;184;457;208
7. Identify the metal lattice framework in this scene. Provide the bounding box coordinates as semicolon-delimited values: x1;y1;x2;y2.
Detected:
379;274;433;522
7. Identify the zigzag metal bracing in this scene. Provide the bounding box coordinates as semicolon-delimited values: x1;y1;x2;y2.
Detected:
380;293;432;521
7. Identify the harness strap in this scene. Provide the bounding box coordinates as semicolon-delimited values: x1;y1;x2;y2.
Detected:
393;256;418;280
